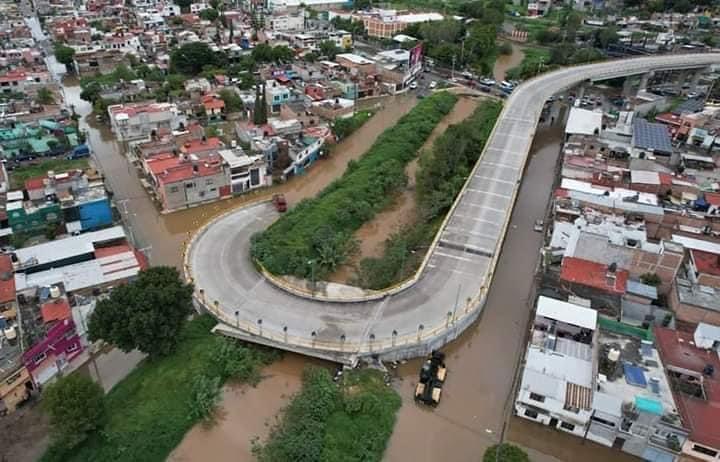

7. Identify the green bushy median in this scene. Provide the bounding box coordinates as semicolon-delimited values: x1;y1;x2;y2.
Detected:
251;92;458;279
254;367;401;462
356;100;502;290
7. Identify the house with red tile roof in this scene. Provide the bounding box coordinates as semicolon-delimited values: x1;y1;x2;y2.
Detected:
179;136;224;158
40;297;72;324
655;326;720;461
146;154;229;211
201;94;225;120
560;256;629;315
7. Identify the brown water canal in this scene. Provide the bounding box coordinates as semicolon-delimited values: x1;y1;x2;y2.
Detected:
329;96;481;284
493;43;526;83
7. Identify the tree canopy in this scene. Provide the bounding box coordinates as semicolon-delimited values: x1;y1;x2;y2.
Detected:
170;42;222;76
319;40;341;59
219;88;243;112
88;266;194;357
199;8;219;21
36;87;55;105
43;374;105;449
251;44;295;63
54;43;76;67
483;444;530;462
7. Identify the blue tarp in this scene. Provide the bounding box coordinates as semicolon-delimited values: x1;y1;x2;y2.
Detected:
624;362;648;388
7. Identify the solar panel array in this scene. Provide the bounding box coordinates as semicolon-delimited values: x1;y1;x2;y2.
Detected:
633;119;673;154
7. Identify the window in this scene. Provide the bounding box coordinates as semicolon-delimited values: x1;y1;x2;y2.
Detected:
185;183;195;189
524;408;538;419
66;343;79;353
205;179;214;186
692;445;718;458
529;392;545;403
560;422;575;431
591;416;616;428
33;352;47;364
169;186;179;193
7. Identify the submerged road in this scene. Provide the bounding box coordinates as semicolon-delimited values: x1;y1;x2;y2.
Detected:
188;53;720;364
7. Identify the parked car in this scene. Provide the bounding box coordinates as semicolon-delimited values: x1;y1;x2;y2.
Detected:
410;82;418;90
429;81;437;89
272;194;287;212
533;219;544;232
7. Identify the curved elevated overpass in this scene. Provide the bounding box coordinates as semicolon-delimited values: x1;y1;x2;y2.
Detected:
187;53;720;364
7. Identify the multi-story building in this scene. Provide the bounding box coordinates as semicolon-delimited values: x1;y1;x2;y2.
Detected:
108;102;187;141
21;318;83;385
269;12;305;32
218;147;270;195
145;154;228;211
349;9;443;39
517;296;690;461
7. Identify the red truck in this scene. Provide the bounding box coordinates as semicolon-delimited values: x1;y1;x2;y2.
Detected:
273;194;287;212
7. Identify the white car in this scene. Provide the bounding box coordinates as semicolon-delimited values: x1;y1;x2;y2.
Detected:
429;81;437;89
410;82;418;90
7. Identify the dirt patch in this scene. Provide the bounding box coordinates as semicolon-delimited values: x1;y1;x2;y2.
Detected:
0;400;51;462
328;96;481;284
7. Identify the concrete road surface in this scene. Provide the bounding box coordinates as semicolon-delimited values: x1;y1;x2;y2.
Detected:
188;53;720;363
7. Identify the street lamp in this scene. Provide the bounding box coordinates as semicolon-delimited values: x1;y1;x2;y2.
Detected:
234;310;239;328
417;324;424;342
257;318;263;336
307;259;315;296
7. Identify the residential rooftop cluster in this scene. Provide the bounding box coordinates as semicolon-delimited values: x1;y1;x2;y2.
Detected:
516;69;720;461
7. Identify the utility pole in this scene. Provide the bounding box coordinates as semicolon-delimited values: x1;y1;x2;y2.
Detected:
451;54;456;80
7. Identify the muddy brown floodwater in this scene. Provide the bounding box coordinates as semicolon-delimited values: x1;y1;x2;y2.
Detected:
67;77;604;462
493;43;526;83
169;354;331;462
62;81;416;269
329;96;481;284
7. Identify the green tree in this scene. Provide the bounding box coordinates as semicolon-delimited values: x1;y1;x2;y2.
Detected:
318;40;340;59
199;8;219;21
253;84;267;125
483;443;530;462
594;27;619;49
43;374;105;449
88;266;194;357
170;42;220;76
272;45;295;62
219;88;243;112
36;87;55;105
174;0;191;11
54;43;76;68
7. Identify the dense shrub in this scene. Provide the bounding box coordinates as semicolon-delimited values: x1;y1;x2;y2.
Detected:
417;100;502;221
251;92;458;279
356;100;502;290
255;367;401;462
483;443;530;462
332;110;374;140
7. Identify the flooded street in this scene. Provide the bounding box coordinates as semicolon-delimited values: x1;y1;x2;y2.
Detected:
63;81;416;268
493;43;525;82
383;106;567;462
330;96;481;283
66;77;604;462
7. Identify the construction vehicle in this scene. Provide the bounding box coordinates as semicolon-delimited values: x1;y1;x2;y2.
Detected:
414;350;447;406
